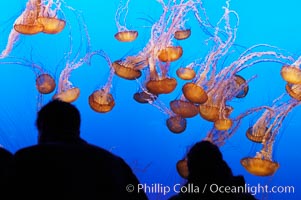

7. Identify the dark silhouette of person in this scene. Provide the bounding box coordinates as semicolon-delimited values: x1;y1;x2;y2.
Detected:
169;140;257;200
0;146;13;196
12;99;148;200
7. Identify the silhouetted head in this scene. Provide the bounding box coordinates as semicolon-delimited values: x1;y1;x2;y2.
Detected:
187;140;232;183
36;99;81;144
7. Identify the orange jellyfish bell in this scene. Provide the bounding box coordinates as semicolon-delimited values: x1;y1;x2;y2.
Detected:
176;159;189;179
246;127;268;143
14;23;44;35
214;118;233;131
166;115;187;134
234;75;249;98
174;29;191;40
182;83;208;104
133;91;157;104
146;78;177;95
280;65;301;84
240;157;279;176
170;100;199;118
199;105;220;122
176;67;196;80
88;90;115;113
36;73;56;94
158;46;183;62
114;30;138;42
53;87;80;103
285;83;301;101
112;60;142;80
37;17;66;34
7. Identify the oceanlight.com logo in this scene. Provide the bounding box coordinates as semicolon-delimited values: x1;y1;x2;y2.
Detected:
128;183;295;196
239;184;295;196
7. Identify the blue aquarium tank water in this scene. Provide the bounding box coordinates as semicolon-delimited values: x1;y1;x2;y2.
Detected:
0;0;300;199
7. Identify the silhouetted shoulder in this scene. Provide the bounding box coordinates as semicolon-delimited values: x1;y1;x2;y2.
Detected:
0;147;13;196
170;141;256;200
0;147;13;172
13;99;148;199
13;143;148;200
0;147;12;161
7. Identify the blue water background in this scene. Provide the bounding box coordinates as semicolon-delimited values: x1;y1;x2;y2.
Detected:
0;0;300;199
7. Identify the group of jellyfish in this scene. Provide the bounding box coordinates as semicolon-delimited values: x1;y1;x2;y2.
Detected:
1;0;301;180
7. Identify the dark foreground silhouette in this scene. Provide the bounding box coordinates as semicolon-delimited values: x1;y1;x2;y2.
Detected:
0;147;13;196
12;100;148;200
169;140;257;200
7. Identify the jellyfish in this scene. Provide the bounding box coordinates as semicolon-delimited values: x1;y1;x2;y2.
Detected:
36;73;56;94
145;57;177;95
130;71;159;104
246;127;269;144
36;0;66;34
183;1;293;134
53;54;84;103
53;87;80;103
0;56;56;111
53;54;82;103
110;0;200;94
281;65;301;84
13;0;44;35
112;59;142;80
163;106;187;134
285;83;301;101
178;3;239;124
114;31;138;42
88;51;116;113
162;101;187;134
176;159;189;179
146;77;177;95
110;52;149;81
147;96;187;134
201;103;270;148
174;29;191;40
198;104;219;122
170;99;199;118
157;46;183;62
197;43;291;127
166;115;187;134
0;57;56;94
0;0;67;59
89;89;115;113
124;1;196;71
281;66;301;84
89;87;115;113
52;9;94;103
197;71;251;125
280;54;301;84
199;100;235;124
176;63;196;80
172;5;192;41
182;82;208;104
133;90;158;104
213;118;233;131
192;1;290;127
0;0;41;58
240;157;279;177
245;107;274;143
241;97;301;176
13;0;66;35
114;0;138;42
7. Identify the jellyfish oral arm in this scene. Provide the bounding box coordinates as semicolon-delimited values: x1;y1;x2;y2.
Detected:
0;30;20;59
115;0;131;32
58;67;72;93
